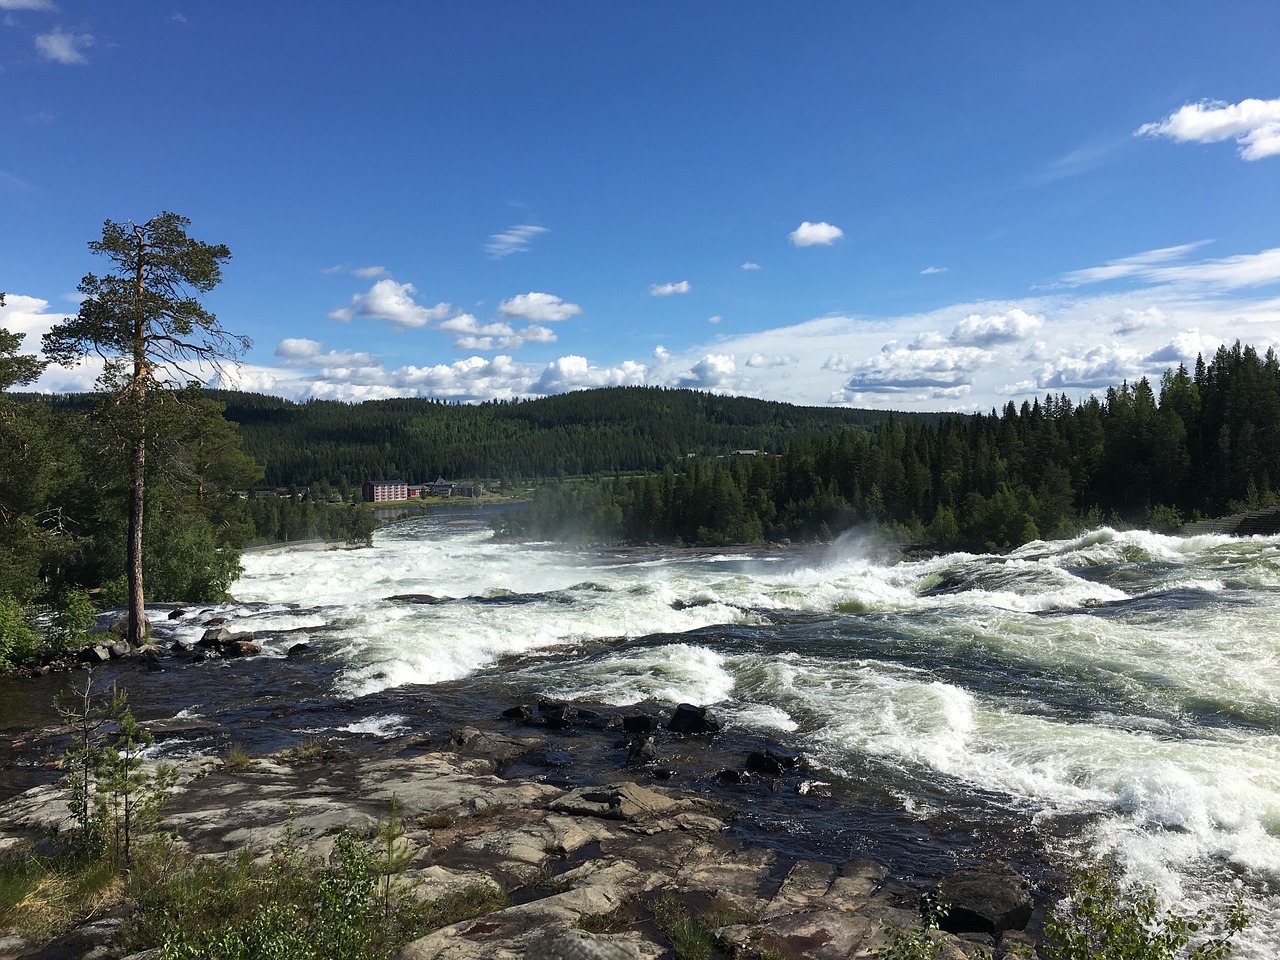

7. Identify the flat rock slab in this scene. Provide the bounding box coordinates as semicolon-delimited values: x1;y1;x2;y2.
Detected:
0;737;1023;960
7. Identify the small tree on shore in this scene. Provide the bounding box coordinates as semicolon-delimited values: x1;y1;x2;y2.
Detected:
43;214;248;643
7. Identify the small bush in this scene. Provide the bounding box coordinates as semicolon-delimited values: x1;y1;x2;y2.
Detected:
1038;867;1248;960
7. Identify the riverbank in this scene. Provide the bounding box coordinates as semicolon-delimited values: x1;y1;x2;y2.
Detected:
0;699;1041;960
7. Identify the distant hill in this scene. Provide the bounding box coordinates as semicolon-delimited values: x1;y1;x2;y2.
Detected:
196;386;938;488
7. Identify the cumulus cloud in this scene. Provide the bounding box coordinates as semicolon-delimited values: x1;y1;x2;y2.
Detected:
788;221;844;247
741;262;762;271
649;280;691;297
951;308;1044;346
522;325;557;344
35;27;93;64
532;356;647;395
1137;98;1280;161
497;291;582;322
679;354;737;390
653;345;671;362
486;224;548;258
838;342;989;395
707;315;722;325
438;313;527;351
328;279;451;329
1031;344;1144;390
273;338;379;369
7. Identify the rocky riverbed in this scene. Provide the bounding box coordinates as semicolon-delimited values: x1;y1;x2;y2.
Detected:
0;698;1046;960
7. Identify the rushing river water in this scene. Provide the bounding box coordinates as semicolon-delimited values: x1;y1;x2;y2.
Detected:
5;512;1279;955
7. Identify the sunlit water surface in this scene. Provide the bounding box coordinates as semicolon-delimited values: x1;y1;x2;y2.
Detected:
4;513;1278;956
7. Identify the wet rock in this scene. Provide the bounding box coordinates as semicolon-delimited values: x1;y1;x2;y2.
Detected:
286;642;311;658
199;626;235;646
452;726;545;764
80;644;112;664
623;735;657;766
716;769;752;785
108;639;133;659
386;593;443;604
621;715;659;734
224;640;262;657
667;702;721;735
538;699;575;729
937;861;1033;937
204;615;229;626
746;747;800;777
167;608;186;620
502;703;535;722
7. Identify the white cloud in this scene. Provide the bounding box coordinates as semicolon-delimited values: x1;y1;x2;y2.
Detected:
273;338;378;369
0;0;57;10
532;356;647;394
788;221;844;247
708;315;722;325
486;224;548;258
741;262;761;271
838;342;990;396
920;266;948;275
437;314;514;337
497;291;582;322
745;353;795;369
35;27;93;64
522;325;557;344
1060;242;1212;285
351;265;390;279
1062;244;1280;290
951;308;1044;346
274;338;326;359
328;279;450;329
1031;344;1144;390
1112;306;1167;335
653;345;671;362
321;264;345;275
649;280;691;297
1137;98;1280;161
679;354;737;390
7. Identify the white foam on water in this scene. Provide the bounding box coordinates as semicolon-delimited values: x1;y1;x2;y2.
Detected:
229;523;1280;955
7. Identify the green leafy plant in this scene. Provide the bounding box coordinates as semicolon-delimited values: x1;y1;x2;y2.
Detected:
872;893;951;960
1038;867;1249;960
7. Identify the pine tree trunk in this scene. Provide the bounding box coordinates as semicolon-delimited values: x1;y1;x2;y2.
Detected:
128;433;146;644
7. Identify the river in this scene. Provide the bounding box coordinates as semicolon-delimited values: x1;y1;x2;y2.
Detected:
4;513;1278;956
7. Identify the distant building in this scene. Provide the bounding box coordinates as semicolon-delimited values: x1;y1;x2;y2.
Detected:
425;477;455;497
361;480;408;502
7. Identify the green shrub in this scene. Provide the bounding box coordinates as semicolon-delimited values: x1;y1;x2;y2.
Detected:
0;596;39;669
1038;868;1248;960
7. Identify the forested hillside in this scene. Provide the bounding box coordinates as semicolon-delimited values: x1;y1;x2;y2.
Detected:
205;387;932;487
499;342;1280;550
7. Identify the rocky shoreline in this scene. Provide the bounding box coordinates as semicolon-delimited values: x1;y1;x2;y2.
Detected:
1;696;1048;960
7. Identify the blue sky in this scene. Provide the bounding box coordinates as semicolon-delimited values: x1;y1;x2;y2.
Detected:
3;3;1280;411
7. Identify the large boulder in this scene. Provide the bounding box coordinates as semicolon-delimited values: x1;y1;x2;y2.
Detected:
937;861;1033;936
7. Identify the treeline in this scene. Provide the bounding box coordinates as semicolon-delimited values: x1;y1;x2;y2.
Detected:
203;387;932;487
498;342;1280;550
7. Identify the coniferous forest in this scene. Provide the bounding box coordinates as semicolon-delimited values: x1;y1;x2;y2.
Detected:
5;336;1280;665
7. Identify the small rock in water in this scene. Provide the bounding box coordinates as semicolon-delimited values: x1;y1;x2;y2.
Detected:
622;714;659;734
286;642;311;658
624;734;658;766
745;746;801;777
501;704;535;722
667;702;721;735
